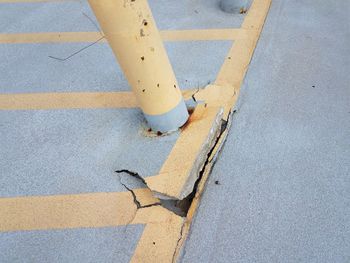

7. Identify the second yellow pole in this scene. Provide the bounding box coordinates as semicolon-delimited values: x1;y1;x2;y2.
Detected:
88;0;189;132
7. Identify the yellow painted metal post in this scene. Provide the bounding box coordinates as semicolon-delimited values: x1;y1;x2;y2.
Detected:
88;0;189;132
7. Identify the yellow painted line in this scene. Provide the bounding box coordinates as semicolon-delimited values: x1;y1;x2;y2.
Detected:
0;0;74;2
0;32;103;44
0;29;242;44
0;191;136;232
131;217;185;263
0;0;271;262
0;190;184;262
0;92;138;110
145;105;223;199
0;90;194;110
171;0;271;260
214;0;272;115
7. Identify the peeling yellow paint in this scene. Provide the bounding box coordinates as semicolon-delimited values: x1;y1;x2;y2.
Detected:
0;191;137;232
0;32;104;44
0;190;185;262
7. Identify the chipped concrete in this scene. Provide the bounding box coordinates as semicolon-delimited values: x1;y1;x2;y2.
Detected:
1;0;270;261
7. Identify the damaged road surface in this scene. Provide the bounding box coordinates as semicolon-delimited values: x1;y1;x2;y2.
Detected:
0;0;271;262
115;105;236;216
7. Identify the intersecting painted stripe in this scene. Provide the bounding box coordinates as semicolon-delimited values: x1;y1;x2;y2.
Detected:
0;90;194;110
0;189;169;232
0;32;104;44
178;0;272;260
0;0;74;2
0;190;184;262
0;29;241;44
0;192;135;232
0;92;138;110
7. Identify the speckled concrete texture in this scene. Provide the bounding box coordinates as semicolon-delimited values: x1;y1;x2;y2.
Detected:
0;109;178;197
181;0;350;262
0;40;231;93
0;0;245;33
0;225;143;263
149;0;244;30
0;2;98;33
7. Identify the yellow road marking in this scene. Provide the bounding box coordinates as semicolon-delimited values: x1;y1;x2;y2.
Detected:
0;29;242;44
141;0;271;203
0;0;271;261
0;191;136;232
0;32;104;44
214;0;272;115
172;0;272;260
131;218;184;263
0;189;184;262
0;92;138;110
0;0;73;2
0;90;194;110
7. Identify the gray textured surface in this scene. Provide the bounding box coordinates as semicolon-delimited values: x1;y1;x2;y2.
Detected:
181;0;350;262
0;225;144;263
0;2;97;33
0;0;244;33
0;109;178;197
149;0;244;30
0;41;231;93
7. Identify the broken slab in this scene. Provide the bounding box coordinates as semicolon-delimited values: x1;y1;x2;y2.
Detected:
145;104;224;200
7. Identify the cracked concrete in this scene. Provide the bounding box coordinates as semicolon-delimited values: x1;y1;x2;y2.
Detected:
115;103;236;222
0;0;269;261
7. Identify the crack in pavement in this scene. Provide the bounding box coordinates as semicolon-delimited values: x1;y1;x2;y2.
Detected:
115;108;237;262
172;220;186;263
115;169;146;185
116;172;161;209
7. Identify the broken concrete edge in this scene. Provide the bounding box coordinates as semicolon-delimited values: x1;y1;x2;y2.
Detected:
170;108;237;262
115;91;236;202
146;105;224;201
114;103;237;263
114;106;235;207
176;107;224;200
174;109;237;262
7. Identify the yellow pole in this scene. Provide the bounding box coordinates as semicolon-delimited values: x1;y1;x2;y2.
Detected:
88;0;189;132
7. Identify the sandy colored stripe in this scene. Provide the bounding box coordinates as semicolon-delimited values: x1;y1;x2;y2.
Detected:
0;189;163;232
180;0;272;260
0;32;104;44
0;192;135;232
0;92;138;110
0;90;195;110
131;218;185;263
0;0;75;2
0;29;243;44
